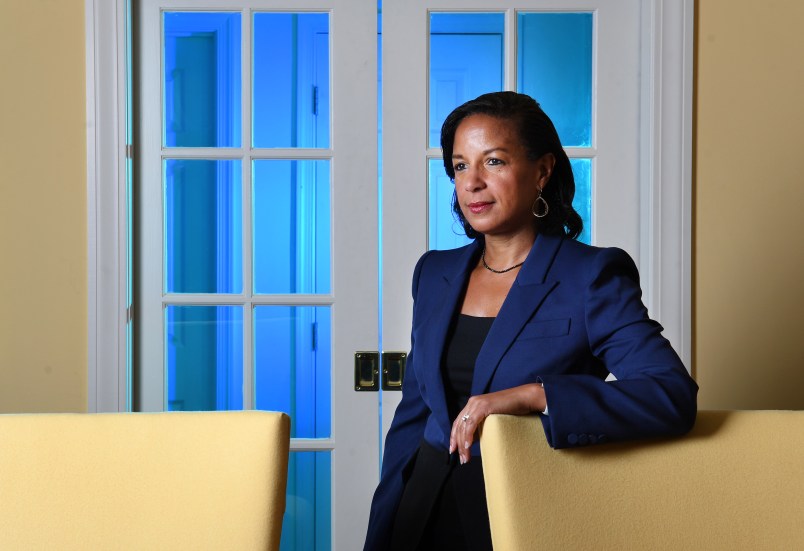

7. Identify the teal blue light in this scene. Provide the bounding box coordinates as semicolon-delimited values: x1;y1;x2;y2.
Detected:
253;13;330;148
429;13;504;148
570;158;593;245
428;158;593;247
163;12;242;148
166;305;243;411
281;452;331;551
125;0;133;410
252;160;331;295
163;159;243;294
517;13;593;147
428;159;471;251
254;306;331;439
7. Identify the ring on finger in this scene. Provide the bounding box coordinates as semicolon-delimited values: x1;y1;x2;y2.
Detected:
461;414;470;422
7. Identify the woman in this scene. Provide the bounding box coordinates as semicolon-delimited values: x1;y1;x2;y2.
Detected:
364;91;697;551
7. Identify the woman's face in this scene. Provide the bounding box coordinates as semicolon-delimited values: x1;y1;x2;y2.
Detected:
452;114;554;239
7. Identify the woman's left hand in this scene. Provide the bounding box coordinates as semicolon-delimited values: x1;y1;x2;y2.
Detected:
450;383;547;465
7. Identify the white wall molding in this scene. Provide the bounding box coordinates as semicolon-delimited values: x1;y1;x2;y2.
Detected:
639;0;694;368
86;0;128;412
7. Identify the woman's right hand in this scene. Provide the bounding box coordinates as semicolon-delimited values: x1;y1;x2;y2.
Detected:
449;383;546;465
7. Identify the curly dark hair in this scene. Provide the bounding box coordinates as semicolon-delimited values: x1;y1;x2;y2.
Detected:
440;91;583;240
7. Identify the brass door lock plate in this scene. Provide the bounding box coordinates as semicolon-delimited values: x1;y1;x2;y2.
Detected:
354;352;379;391
382;352;406;391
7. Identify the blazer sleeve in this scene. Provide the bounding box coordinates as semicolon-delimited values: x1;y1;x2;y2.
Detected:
538;247;698;449
364;252;432;551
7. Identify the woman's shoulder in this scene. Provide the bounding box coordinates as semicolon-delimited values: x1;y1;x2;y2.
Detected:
550;237;639;282
554;236;634;263
414;242;478;273
410;242;479;295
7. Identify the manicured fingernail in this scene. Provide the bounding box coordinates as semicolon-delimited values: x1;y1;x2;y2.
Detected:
464;442;470;449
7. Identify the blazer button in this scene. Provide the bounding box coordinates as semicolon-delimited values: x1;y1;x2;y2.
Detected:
578;434;589;446
588;434;598;445
597;434;608;444
567;434;579;445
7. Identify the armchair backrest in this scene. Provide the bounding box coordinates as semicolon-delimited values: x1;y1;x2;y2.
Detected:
0;410;290;550
481;410;804;551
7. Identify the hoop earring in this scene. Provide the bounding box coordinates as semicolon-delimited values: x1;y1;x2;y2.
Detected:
532;191;549;218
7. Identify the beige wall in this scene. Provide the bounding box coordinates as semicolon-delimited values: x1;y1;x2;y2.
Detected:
695;0;804;408
0;1;87;412
1;1;802;413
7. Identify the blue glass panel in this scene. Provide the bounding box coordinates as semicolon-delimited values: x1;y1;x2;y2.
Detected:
163;12;241;148
253;160;331;294
429;13;504;148
280;451;331;551
164;159;242;294
570;158;592;245
429;157;591;247
254;307;331;439
253;13;330;148
166;306;243;411
428;159;472;251
517;13;593;147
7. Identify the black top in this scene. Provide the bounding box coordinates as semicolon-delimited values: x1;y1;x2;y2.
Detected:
442;314;495;421
390;312;497;551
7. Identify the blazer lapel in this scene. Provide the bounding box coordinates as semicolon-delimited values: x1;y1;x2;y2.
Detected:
471;234;564;395
415;241;482;426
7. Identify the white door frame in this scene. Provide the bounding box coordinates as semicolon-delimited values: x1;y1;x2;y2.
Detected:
86;0;129;413
639;0;695;368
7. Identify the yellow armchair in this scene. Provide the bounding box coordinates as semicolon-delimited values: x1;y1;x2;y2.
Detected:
481;411;804;550
0;410;290;550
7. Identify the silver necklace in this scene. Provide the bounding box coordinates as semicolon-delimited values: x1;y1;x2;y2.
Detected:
481;248;525;274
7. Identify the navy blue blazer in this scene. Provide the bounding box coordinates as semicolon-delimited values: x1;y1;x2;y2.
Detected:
364;234;698;550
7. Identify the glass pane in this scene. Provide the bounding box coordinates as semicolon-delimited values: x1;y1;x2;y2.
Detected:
163;12;242;147
570;158;592;245
253;13;330;148
253;160;331;294
280;451;331;551
428;156;592;247
517;13;593;147
165;159;242;294
166;305;243;411
254;306;331;439
429;13;504;148
428;158;472;250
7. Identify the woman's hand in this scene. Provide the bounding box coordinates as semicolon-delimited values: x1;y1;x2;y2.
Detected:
450;383;547;465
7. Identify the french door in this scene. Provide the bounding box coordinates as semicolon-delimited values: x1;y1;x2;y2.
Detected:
381;0;643;443
131;0;685;549
136;1;379;549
